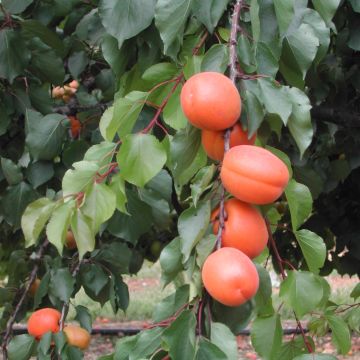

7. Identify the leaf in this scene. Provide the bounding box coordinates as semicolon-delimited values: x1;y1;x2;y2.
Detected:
178;201;210;262
163;86;188;131
195;234;216;269
0;29;31;83
286;87;313;157
22;197;55;247
350;0;360;12
46;200;76;255
26;110;67;161
142;62;178;83
293;355;338;360
325;314;351;355
49;268;75;303
273;0;295;35
99;92;148;141
75;306;92;333
210;322;238;360
62;161;99;196
258;78;292;125
278;336;314;360
279;271;323;317
237;34;257;73
129;328;164;360
26;161;54;189
1;158;23;185
251;314;283;360
162;310;197;360
8;335;36;360
195;338;227;360
109;173;128;214
312;0;341;25
245;90;265;137
350;283;360;300
190;165;216;207
99;0;156;48
68;51;88;79
192;0;230;33
254;266;273;315
201;44;229;73
285;179;312;231
82;183;116;232
71;209;96;258
295;230;326;274
160;237;183;285
2;0;33;14
155;0;194;60
117;134;167;188
80;263;109;298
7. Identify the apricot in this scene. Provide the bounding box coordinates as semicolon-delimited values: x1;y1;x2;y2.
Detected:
65;230;77;249
212;198;268;259
221;145;290;204
69;80;79;89
68;116;81;138
29;278;41;297
202;247;259;306
27;308;61;339
52;86;65;99
180;72;241;131
63;325;91;350
201;124;256;161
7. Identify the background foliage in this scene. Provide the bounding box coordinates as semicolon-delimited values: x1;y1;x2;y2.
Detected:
0;0;359;359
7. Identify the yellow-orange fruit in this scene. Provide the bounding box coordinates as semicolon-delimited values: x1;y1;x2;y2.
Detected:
201;124;256;161
63;325;91;350
65;230;77;250
221;145;290;204
69;80;79;89
52;86;65;99
212;198;268;259
180;72;241;131
29;278;41;297
27;308;61;339
202;248;259;307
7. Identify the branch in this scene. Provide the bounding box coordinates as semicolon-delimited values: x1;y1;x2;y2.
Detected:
1;239;49;359
311;106;360;127
53;97;108;116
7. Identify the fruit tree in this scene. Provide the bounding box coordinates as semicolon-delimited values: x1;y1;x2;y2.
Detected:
0;0;359;359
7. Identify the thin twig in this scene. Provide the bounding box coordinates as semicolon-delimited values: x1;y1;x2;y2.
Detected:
1;239;49;359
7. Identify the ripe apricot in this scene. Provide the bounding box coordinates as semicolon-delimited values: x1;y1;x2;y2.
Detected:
221;145;290;204
29;278;41;297
212;198;268;259
202;247;259;306
65;230;77;249
63;325;91;350
201;124;256;161
69;80;79;89
180;72;241;131
52;86;65;99
68;116;81;138
27;308;61;339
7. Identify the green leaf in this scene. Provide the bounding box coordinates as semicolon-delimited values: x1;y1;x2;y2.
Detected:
237;34;257;73
201;44;229;73
325;314;351;355
163;86;188;131
278;336;314;360
99;92;148;141
254;266;273;315
21;198;55;247
82;183;116;232
49;268;75;303
68;51;88;79
265;146;293;177
34;272;50;309
160;237;183;285
192;0;230;33
258;78;292;124
195;338;227;360
75;306;92;333
312;0;341;25
279;271;323;317
162;310;197;360
99;0;156;48
251;314;283;360
183;55;203;79
117;134;167;188
295;230;326;274
287;87;313;157
285;179;312;231
62;161;99;196
71;209;96;258
256;42;281;77
210;322;238;360
142;62;178;83
350;0;360;12
350;283;360;300
155;0;194;60
80;263;109;298
129;328;164;360
0;29;31;83
280;24;319;88
25;111;67;161
8;334;36;360
178;201;210;262
293;355;338;360
190;165;216;207
273;0;295;35
109;173;128;214
245;90;265;137
26;161;54;189
2;0;33;14
1;158;23;185
46;200;76;255
195;234;216;269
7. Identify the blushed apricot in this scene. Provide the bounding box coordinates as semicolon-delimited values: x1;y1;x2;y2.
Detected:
27;308;61;339
180;72;241;130
63;325;91;350
69;80;79;89
221;145;290;204
202;247;259;306
201;124;256;161
212;198;268;259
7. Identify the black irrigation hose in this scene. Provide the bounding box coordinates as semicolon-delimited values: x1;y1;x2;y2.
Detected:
12;327;308;336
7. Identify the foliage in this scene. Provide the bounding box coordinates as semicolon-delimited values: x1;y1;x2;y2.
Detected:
0;0;359;359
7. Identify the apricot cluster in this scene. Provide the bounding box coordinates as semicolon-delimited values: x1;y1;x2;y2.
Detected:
27;308;90;350
52;80;79;103
180;72;290;307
